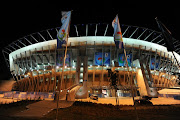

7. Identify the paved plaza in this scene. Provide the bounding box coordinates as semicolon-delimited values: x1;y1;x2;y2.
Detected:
1;93;180;118
14;100;74;118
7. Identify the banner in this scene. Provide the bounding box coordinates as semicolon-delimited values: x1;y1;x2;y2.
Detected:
150;58;159;70
95;52;110;66
118;53;132;66
57;11;71;49
112;15;124;49
57;53;70;67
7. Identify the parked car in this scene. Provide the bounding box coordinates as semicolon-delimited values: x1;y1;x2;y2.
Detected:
90;94;98;100
134;99;153;105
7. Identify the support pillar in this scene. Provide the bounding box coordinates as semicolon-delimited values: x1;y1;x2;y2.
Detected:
75;56;80;84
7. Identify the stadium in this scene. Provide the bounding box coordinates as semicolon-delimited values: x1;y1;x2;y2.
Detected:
2;22;180;99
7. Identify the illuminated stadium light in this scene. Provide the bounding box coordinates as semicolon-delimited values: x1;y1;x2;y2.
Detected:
79;79;83;82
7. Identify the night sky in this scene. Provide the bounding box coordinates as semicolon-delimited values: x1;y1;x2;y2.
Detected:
0;1;179;80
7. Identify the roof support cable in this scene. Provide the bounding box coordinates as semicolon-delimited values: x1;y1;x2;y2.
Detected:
30;34;38;43
2;50;10;68
8;44;16;50
151;34;162;42
144;31;154;41
173;40;178;44
13;42;21;49
24;37;32;45
95;24;98;36
46;30;53;40
4;47;12;53
38;32;46;41
74;25;79;36
129;27;139;38
104;24;109;36
2;50;10;55
156;38;164;44
122;26;130;37
86;24;88;36
174;43;180;48
18;40;26;47
137;28;148;39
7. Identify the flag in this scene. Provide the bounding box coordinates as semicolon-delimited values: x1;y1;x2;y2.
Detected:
155;18;175;51
112;15;124;49
57;11;71;49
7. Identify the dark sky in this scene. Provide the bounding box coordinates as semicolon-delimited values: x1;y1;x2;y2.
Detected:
0;1;179;80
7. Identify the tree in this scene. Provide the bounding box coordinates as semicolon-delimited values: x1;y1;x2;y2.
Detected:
107;69;119;105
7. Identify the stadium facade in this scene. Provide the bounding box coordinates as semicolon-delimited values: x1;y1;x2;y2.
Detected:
2;23;180;98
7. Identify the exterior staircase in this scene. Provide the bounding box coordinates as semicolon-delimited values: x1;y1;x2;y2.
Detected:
139;55;158;98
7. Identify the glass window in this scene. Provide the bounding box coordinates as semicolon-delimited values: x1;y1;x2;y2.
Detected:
104;74;108;81
88;74;93;82
95;74;100;81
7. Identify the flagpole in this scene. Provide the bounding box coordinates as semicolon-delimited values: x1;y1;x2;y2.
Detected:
55;40;68;120
56;11;71;120
114;15;139;119
123;45;139;120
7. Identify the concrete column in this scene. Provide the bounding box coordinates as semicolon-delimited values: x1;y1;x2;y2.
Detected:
136;69;148;96
163;78;167;87
36;76;40;92
28;77;32;92
34;77;37;92
18;81;22;91
49;73;53;92
69;68;72;87
47;75;51;92
21;80;24;91
92;67;95;86
75;56;80;84
52;69;57;91
20;80;23;91
57;73;61;91
42;74;45;92
31;72;35;91
101;68;104;86
24;79;28;91
83;56;88;81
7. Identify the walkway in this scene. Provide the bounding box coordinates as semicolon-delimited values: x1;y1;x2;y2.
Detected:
6;84;82;118
13;100;74;118
11;96;180;118
0;94;20;104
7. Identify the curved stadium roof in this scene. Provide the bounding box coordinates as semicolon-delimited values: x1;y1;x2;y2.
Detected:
2;23;180;68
